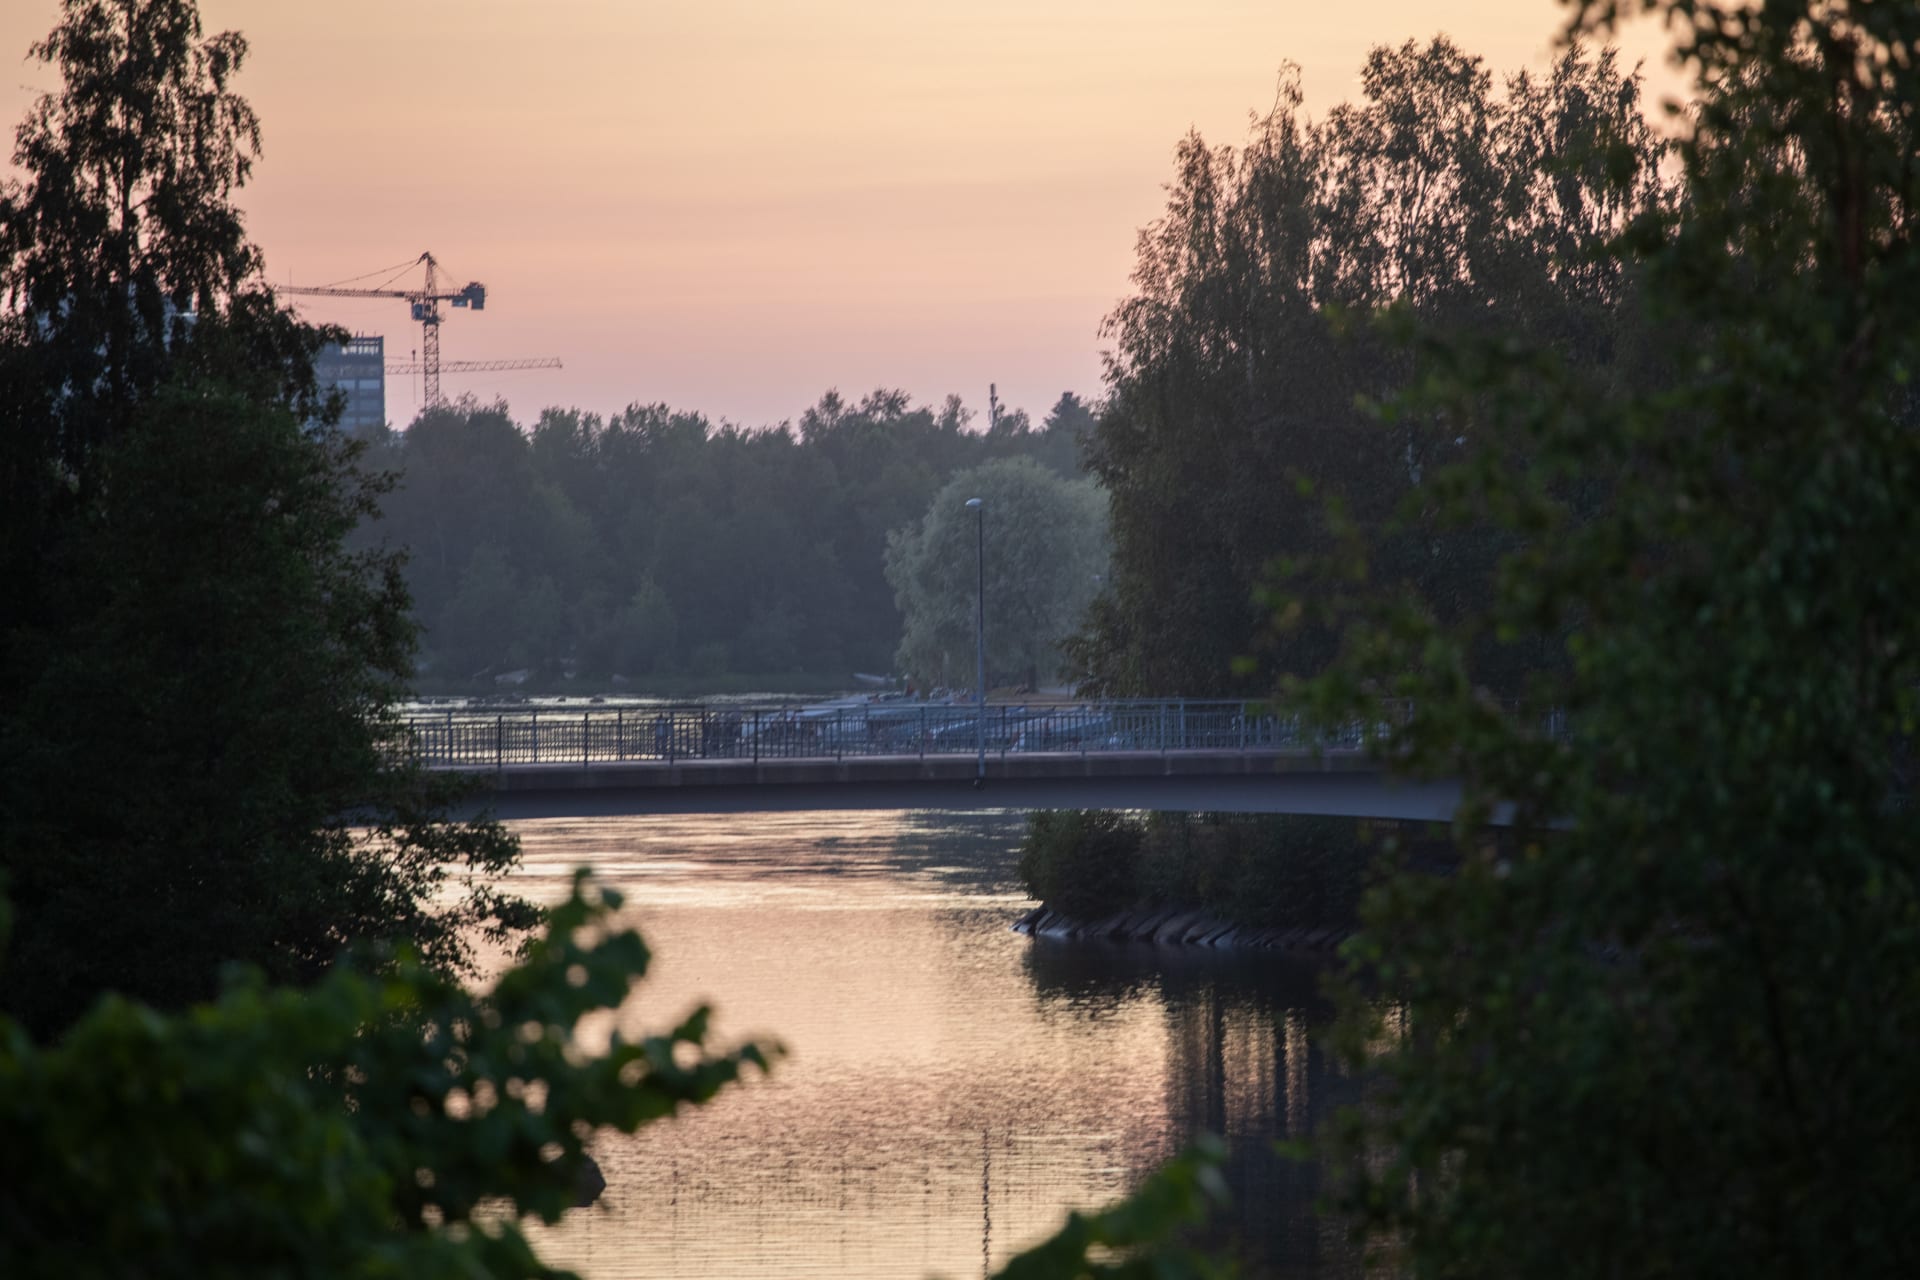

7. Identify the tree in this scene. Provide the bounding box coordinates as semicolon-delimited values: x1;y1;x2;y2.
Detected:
1292;3;1920;1276
885;458;1108;690
2;380;536;1033
0;0;325;562
1032;391;1098;476
1071;39;1664;697
0;0;533;1036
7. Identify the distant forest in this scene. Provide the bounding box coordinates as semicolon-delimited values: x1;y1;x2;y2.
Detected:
360;388;1091;689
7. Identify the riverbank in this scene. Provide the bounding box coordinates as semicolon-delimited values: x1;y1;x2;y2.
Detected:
1013;903;1351;953
1015;810;1457;951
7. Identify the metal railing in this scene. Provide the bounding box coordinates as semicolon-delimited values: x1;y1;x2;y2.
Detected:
395;698;1422;770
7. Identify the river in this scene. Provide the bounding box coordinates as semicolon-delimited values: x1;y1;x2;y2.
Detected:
503;808;1362;1279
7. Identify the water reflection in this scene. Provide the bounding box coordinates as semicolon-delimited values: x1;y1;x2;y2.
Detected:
505;810;1357;1279
1024;940;1361;1277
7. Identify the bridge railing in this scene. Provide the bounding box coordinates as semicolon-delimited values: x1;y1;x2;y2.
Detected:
394;698;1425;770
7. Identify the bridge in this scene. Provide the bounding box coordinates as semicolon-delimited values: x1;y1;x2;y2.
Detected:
411;698;1482;822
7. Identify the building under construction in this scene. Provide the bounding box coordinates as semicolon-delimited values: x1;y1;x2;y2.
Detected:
315;335;385;433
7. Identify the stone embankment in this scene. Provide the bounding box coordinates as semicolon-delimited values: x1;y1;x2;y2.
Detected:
1011;905;1349;953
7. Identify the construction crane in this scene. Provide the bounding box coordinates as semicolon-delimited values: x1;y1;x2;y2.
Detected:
385;356;562;375
282;252;558;405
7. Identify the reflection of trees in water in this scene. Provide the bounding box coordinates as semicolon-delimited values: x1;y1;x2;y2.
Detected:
1022;939;1364;1279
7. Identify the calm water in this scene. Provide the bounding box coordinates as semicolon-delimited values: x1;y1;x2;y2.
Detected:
503;809;1361;1279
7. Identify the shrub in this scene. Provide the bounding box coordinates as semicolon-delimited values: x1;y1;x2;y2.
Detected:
1017;810;1144;918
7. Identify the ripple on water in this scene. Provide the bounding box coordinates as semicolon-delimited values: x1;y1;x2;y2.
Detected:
505;809;1361;1280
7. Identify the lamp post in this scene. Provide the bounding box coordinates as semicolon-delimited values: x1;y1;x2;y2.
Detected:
966;497;985;788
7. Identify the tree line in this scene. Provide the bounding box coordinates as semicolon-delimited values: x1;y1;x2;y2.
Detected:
363;388;1095;689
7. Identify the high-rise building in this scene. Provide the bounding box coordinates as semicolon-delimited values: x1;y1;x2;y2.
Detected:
315;335;385;433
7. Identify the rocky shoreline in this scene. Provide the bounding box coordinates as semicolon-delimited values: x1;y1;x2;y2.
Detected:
1011;904;1351;954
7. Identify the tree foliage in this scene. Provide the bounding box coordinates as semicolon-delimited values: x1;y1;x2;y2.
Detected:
1073;38;1665;696
3;385;536;1032
1288;3;1920;1276
0;0;533;1037
0;0;326;539
884;457;1108;690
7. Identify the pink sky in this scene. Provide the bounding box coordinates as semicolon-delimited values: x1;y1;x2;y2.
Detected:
0;2;1677;429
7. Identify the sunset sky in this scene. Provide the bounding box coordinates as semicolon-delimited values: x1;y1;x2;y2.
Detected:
0;2;1677;430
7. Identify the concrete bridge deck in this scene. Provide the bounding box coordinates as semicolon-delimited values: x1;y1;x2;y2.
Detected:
450;747;1471;822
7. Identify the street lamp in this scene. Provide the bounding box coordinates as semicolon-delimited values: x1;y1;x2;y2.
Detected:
965;497;985;788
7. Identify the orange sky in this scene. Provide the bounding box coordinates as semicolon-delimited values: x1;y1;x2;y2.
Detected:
0;1;1679;430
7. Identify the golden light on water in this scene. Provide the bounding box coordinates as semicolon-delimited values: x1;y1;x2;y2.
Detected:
498;810;1355;1278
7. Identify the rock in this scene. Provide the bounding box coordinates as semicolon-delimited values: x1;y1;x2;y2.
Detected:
1036;911;1075;939
1012;901;1354;954
1153;911;1199;945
